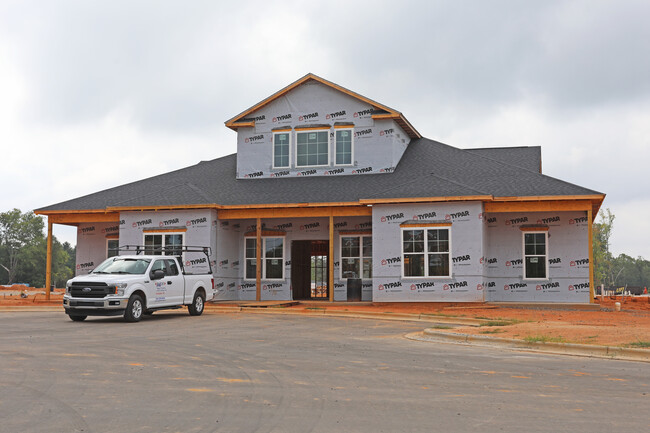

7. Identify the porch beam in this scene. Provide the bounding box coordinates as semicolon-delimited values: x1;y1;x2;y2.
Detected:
256;217;262;302
47;212;120;224
218;206;371;220
484;200;593;213
329;214;334;302
45;220;53;301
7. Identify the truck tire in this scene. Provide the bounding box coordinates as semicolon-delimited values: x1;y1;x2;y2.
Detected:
124;294;144;322
68;314;87;322
188;291;205;316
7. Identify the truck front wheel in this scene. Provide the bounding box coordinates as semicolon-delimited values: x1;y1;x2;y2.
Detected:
188;291;205;316
68;314;87;322
124;294;144;322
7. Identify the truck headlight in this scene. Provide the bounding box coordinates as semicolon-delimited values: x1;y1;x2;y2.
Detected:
111;283;127;296
65;281;72;295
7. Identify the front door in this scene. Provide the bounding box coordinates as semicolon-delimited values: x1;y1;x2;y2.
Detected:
291;240;329;300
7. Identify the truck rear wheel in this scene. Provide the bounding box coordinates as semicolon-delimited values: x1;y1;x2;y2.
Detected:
188;291;205;316
68;314;87;322
124;294;144;322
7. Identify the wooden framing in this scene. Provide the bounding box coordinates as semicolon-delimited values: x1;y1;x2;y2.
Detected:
588;208;595;304
218;206;371;220
484;200;595;213
143;228;187;233
400;222;452;228
45;221;53;300
519;226;550;232
256;218;262;302
329;215;334;302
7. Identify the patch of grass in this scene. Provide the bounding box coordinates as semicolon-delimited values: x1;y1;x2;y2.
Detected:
480;329;504;334
628;341;650;348
430;325;453;330
479;320;519;327
524;335;567;344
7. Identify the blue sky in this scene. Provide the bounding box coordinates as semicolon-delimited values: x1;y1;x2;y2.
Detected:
1;0;648;258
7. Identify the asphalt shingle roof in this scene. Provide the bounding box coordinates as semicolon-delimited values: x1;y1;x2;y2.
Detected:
36;138;602;212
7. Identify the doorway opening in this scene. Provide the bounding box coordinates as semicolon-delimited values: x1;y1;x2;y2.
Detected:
291;240;329;300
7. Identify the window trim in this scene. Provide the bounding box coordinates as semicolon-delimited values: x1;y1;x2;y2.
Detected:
334;127;354;166
142;232;185;259
295;128;330;168
400;226;452;279
339;234;372;280
272;130;291;169
522;230;549;281
244;236;285;282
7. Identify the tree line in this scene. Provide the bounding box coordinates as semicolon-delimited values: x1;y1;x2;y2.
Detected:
0;209;75;288
1;207;648;289
593;208;650;289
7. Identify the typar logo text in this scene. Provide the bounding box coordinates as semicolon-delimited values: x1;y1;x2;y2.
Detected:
76;261;94;270
445;210;470;221
186;217;207;227
159;218;179;227
570;258;589;267
378;281;402;291
298;112;318;122
505;217;528;226
380;257;401;266
380;212;404;223
244;134;264;144
81;226;95;234
132;219;152;228
353;108;374;118
272;113;292;122
325;110;346;120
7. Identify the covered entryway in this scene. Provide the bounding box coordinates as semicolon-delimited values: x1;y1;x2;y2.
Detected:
291;240;329;300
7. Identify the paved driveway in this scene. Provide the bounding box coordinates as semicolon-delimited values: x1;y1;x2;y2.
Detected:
0;312;648;433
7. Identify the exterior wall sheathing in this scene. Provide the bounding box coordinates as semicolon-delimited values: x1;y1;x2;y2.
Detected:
235;81;409;179
483;211;590;303
372;202;485;302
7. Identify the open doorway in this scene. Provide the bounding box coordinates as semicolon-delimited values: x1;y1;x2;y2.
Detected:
291;240;329;300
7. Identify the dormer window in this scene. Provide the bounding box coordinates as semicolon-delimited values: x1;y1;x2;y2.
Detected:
273;130;291;168
296;128;329;167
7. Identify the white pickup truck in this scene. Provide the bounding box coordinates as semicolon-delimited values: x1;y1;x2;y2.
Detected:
64;248;214;322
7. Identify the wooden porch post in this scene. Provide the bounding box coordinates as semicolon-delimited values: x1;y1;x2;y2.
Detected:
45;220;53;301
588;208;594;304
329;214;334;302
256;217;262;302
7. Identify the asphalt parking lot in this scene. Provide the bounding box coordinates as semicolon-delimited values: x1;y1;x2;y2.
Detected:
1;311;648;433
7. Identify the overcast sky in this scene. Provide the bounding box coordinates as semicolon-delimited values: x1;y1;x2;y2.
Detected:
1;0;649;259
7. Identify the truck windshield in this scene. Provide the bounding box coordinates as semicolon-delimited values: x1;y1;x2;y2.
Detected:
92;258;151;275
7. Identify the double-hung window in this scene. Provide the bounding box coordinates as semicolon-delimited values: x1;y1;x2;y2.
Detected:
523;231;548;279
402;227;451;278
296;129;329;167
144;233;184;256
245;237;285;280
107;239;119;258
273;131;290;168
340;235;372;279
335;128;353;165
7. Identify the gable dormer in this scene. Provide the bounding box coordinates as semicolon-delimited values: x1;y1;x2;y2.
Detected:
225;74;420;179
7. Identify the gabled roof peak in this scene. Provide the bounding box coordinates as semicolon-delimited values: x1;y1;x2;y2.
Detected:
225;73;421;139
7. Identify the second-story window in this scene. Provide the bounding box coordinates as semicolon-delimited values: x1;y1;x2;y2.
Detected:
335;128;353;165
273;131;290;168
296;129;329;167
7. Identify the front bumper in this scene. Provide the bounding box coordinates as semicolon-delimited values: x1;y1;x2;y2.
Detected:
63;296;128;316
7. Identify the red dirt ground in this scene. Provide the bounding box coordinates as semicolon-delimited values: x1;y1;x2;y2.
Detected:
2;285;648;347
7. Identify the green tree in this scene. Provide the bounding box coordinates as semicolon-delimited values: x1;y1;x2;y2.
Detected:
592;208;615;287
0;209;45;284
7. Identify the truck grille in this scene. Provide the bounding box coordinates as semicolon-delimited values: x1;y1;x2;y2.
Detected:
70;281;112;298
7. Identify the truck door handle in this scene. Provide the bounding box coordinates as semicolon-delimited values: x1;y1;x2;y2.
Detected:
167;281;172;284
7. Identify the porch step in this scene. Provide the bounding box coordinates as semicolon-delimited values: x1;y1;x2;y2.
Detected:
239;301;299;308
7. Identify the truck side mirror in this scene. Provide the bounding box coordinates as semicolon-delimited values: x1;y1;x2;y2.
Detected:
151;269;165;280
